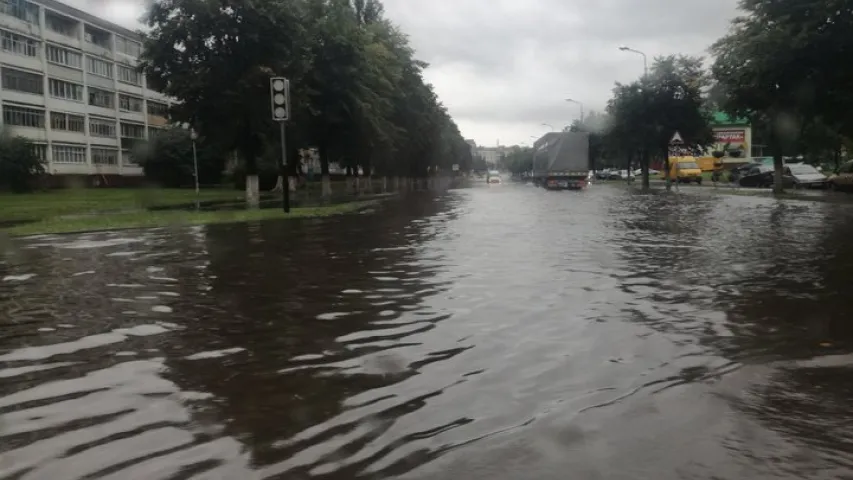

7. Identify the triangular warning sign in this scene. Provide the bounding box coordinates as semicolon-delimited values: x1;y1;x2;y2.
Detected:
669;131;684;145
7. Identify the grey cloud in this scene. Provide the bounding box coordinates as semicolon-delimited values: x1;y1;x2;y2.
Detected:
381;0;741;144
67;0;741;146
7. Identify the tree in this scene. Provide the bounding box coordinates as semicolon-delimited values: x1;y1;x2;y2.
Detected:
140;0;471;201
606;56;713;190
133;127;225;188
501;146;533;176
140;0;307;204
0;132;44;192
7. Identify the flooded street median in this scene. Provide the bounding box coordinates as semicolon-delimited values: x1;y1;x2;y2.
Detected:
3;183;853;479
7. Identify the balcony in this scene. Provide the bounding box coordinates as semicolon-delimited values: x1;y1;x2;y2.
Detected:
0;0;39;36
83;24;111;57
44;11;80;47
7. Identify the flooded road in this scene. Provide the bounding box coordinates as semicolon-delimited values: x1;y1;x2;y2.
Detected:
4;184;853;479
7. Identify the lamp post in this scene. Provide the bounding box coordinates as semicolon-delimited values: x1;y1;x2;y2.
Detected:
541;123;554;131
565;98;584;124
190;128;199;210
618;45;648;77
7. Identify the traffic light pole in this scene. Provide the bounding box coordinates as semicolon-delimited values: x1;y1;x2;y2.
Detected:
280;121;289;213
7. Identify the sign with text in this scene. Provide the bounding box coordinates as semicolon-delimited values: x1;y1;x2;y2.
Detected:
714;129;746;144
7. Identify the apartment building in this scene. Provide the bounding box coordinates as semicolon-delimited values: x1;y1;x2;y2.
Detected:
0;0;172;180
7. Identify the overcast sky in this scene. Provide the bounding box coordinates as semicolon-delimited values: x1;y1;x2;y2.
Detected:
69;0;742;148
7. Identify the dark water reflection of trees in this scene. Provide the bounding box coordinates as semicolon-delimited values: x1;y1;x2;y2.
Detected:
159;193;465;474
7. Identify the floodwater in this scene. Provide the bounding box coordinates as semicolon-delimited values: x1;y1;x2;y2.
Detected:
3;184;853;479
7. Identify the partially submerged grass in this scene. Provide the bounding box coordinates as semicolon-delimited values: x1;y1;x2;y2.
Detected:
5;200;379;236
0;188;248;223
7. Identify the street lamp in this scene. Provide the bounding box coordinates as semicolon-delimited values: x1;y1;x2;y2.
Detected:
190;128;199;209
565;98;584;124
618;45;648;77
541;123;554;131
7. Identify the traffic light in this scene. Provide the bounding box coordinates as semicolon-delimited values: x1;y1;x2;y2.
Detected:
270;77;290;122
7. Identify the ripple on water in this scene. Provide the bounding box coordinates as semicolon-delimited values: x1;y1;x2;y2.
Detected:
2;187;853;479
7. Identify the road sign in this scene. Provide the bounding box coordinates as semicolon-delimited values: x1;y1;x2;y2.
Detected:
270;77;290;122
669;131;684;145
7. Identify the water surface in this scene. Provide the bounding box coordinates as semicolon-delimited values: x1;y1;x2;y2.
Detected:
3;184;853;479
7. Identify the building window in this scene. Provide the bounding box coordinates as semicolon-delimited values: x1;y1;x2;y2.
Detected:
117;64;141;86
120;122;144;138
115;36;141;57
89;117;116;137
48;78;83;102
45;11;77;37
148;126;164;138
52;144;86;164
31;143;47;162
0;0;38;24
1;30;38;57
88;87;114;109
119;94;143;112
84;25;111;49
2;103;44;128
121;150;136;166
91;147;118;165
50;111;85;132
1;67;43;95
147;101;168;117
46;44;82;69
87;57;113;78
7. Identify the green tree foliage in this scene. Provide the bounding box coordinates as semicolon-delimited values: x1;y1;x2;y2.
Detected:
139;0;471;195
471;154;487;172
0;133;44;193
605;56;713;189
711;0;853;192
133;128;225;188
501;147;534;175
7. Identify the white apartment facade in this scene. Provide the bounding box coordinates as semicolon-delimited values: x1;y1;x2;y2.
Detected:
0;0;171;179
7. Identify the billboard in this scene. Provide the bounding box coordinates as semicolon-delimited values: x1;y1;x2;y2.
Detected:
714;129;746;144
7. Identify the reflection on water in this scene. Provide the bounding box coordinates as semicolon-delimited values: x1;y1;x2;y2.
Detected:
3;187;853;479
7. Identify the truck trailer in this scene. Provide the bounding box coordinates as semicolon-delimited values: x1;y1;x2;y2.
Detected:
532;132;590;190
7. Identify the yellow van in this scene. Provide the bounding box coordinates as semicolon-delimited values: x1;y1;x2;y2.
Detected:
661;156;703;184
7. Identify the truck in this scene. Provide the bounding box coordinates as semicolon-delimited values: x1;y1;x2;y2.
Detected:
531;132;590;190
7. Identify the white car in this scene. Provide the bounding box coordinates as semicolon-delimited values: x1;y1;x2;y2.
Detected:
487;170;502;184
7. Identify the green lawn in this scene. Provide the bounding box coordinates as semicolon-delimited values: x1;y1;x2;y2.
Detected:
0;188;378;236
0;188;248;223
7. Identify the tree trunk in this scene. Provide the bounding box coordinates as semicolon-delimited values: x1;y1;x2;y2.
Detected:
245;174;260;207
319;143;332;199
663;147;672;192
641;149;650;190
769;121;785;194
243;150;260;208
322;175;332;198
773;153;785;194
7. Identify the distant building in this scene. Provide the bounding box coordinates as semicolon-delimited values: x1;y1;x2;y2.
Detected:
0;0;173;181
475;146;506;167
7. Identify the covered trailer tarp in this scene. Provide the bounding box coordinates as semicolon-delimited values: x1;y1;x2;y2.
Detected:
532;132;590;178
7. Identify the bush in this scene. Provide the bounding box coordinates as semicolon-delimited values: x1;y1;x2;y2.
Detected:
133;127;225;187
0;133;45;192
